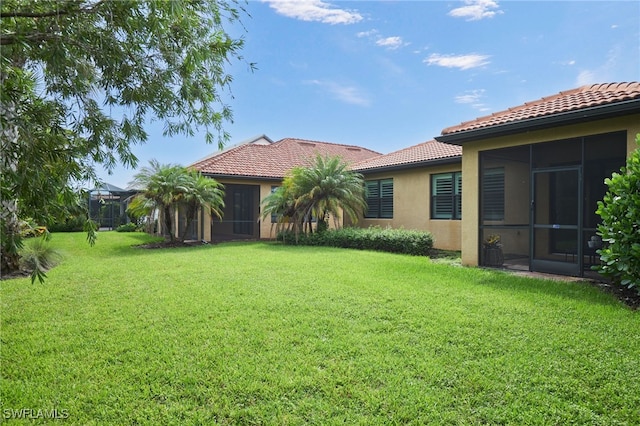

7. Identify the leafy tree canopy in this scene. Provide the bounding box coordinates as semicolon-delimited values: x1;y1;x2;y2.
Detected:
1;0;251;271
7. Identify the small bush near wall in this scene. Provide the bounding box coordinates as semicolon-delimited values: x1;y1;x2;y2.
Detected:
116;223;140;232
596;134;640;294
278;226;433;256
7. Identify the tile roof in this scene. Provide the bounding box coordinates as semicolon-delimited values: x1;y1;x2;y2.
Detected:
441;82;640;135
191;137;381;179
351;140;461;172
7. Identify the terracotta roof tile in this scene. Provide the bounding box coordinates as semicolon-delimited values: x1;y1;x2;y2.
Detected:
191;137;381;178
441;82;640;135
351;140;461;171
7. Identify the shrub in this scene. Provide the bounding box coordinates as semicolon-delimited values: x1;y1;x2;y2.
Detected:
277;226;433;256
116;223;139;232
48;215;86;232
19;218;48;238
19;237;63;284
596;134;640;293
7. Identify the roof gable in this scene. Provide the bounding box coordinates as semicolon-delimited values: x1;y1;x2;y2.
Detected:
439;82;640;142
191;137;381;179
351;140;461;172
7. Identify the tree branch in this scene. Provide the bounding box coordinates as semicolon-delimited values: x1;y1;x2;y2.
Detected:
1;32;60;45
0;1;106;19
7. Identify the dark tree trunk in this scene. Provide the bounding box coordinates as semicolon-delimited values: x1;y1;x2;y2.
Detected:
163;206;174;241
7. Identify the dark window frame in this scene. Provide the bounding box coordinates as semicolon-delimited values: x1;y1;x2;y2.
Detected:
365;179;393;219
431;172;462;220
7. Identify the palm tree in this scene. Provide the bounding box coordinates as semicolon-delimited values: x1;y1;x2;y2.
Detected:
178;170;225;242
260;177;302;238
290;155;366;233
128;160;190;242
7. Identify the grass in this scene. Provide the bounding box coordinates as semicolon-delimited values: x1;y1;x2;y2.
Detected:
2;232;639;425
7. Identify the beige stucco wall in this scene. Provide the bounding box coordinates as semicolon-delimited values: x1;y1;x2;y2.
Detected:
359;164;462;251
460;113;640;266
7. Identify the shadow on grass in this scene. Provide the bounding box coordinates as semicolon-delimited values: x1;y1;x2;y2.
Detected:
474;268;636;310
90;232;213;258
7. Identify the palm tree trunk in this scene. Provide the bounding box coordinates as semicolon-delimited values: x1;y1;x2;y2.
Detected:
1;199;22;273
0;71;23;273
163;206;175;242
179;205;196;242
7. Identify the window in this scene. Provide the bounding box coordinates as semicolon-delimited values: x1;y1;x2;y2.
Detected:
431;172;461;219
482;168;504;220
365;179;393;218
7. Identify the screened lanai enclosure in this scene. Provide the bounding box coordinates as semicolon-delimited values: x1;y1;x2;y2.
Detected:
88;183;137;230
210;184;260;240
478;131;627;277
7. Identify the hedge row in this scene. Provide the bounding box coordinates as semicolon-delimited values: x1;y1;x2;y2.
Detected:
278;226;433;256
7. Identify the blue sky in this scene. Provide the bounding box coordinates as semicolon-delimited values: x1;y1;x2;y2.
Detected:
98;0;640;189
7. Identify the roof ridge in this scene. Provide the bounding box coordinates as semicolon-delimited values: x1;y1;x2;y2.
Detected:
440;82;640;136
275;137;381;154
193;136;381;177
351;139;461;171
190;141;256;168
189;135;274;167
584;81;640;92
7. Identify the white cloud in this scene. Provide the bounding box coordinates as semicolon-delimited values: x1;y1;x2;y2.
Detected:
263;0;363;25
555;59;576;66
455;89;485;104
575;45;622;86
424;53;490;70
357;29;378;38
455;89;490;111
576;70;597;86
448;0;503;21
375;36;404;50
358;30;407;50
307;80;371;106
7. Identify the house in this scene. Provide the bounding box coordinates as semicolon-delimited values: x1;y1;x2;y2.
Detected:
435;82;640;277
184;81;640;279
189;135;380;241
88;182;137;230
351;140;462;251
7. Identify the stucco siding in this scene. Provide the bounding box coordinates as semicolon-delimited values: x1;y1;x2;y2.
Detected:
360;165;462;251
460;148;479;266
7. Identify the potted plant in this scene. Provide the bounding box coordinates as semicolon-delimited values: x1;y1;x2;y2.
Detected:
483;234;504;267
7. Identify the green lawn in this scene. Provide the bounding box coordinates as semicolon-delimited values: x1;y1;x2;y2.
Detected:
2;232;639;425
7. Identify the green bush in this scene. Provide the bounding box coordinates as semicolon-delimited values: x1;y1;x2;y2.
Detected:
48;215;86;232
596;134;640;293
19;237;63;284
278;226;433;256
116;222;139;232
